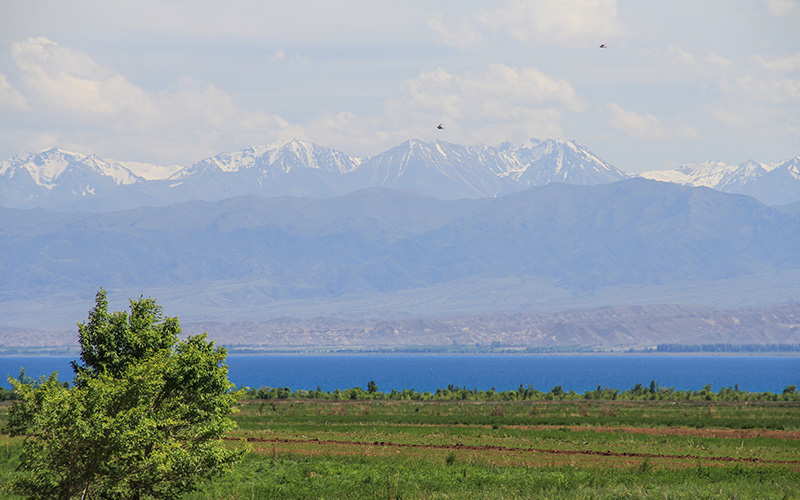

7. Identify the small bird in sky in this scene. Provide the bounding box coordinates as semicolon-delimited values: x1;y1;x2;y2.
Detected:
437;123;444;130
599;44;607;49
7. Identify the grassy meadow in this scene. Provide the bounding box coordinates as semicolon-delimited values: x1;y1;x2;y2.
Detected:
2;398;799;499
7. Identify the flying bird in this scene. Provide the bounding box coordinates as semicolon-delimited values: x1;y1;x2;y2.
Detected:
599;44;607;48
437;123;444;129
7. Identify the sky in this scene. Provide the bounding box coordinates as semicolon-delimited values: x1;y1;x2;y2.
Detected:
1;0;798;174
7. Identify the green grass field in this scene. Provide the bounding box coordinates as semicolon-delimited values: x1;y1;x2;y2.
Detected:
3;399;799;499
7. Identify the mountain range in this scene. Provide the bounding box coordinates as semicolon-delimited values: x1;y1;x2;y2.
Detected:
2;179;799;344
641;157;800;206
6;138;797;210
2;138;800;349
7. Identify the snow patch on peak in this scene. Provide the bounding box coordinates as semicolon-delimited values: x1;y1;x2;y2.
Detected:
2;148;142;188
783;157;800;178
172;139;362;179
641;159;770;192
27;149;74;187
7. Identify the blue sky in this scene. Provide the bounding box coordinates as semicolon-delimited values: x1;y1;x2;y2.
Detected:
1;0;798;173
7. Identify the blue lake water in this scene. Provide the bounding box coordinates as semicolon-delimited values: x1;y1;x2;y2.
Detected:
1;355;798;393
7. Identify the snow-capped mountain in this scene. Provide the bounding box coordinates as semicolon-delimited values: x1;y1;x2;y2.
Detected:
0;147;142;187
352;139;513;199
0;148;145;207
352;138;629;199
640;160;770;191
1;140;798;210
172;139;361;180
160;139;363;202
641;156;800;205
510;138;631;189
740;156;800;206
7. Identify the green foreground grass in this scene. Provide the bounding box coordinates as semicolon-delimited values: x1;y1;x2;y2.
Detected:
189;452;798;500
3;399;800;499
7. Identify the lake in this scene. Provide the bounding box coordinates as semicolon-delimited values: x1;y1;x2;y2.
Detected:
1;354;797;393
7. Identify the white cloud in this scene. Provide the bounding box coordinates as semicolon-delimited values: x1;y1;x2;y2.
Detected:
389;64;584;116
719;74;800;105
712;73;800;140
643;43;696;67
478;0;625;46
605;103;665;139
427;12;483;50
665;44;695;66
733;75;800;104
3;37;294;164
765;0;797;15
2;35;591;159
268;49;286;63
304;111;388;156
708;99;799;143
706;53;733;70
382;64;585;146
707;106;748;129
0;72;27;110
10;37;153;118
752;51;800;73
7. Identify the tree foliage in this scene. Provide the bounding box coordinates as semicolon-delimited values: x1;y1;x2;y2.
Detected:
4;289;244;499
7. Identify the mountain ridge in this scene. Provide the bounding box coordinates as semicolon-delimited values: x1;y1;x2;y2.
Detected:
641;156;800;205
2;180;799;337
13;137;772;210
4;138;798;209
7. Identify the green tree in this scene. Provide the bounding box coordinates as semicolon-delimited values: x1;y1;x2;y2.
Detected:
4;289;244;500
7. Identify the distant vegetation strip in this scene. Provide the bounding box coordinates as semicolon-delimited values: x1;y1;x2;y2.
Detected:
653;343;800;353
242;381;800;404
2;380;798;404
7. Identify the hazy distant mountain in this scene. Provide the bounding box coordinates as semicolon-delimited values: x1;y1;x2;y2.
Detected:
173;140;361;179
0;139;631;210
0;148;143;208
2;179;799;332
641;156;800;205
166;139;362;200
351;139;511;199
2;140;798;210
641;160;769;191
739;156;800;206
508;138;631;189
367;179;800;291
352;138;630;199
